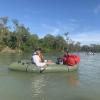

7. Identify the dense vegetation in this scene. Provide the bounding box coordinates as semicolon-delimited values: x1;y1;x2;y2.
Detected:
0;17;100;53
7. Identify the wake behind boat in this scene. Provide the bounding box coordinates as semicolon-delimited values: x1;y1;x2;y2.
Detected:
9;60;79;73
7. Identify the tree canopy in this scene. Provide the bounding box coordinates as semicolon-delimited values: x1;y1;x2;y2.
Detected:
0;16;100;53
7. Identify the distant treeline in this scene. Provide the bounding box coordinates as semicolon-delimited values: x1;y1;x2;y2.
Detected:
0;16;100;52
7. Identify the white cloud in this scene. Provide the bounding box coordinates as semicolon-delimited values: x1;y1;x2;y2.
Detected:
69;19;78;23
39;22;100;45
52;28;60;35
41;20;79;36
41;20;100;45
41;24;60;35
94;4;100;13
71;31;100;45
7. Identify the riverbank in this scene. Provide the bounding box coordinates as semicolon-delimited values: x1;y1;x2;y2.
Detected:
0;46;22;53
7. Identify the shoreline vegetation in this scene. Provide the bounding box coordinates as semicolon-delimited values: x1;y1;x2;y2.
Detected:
0;46;22;53
0;16;100;53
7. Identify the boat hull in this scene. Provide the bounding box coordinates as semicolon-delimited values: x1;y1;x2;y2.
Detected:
9;61;79;73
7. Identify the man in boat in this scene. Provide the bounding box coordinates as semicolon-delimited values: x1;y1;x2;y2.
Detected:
32;48;54;73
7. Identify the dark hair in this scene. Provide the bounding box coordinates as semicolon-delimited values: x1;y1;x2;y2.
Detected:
34;48;42;52
38;48;42;51
64;48;69;53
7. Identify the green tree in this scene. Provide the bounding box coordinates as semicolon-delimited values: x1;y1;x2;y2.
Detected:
12;19;30;51
0;16;9;45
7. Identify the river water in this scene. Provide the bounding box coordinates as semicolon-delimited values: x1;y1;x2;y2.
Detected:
0;52;100;100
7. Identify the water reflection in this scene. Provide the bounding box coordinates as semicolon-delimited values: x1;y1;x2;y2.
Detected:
30;72;80;100
31;74;46;100
66;72;80;87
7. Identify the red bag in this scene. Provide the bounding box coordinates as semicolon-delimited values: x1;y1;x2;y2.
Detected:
66;55;75;66
75;56;80;63
65;54;80;66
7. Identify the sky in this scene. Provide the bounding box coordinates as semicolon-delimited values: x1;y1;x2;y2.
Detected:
0;0;100;45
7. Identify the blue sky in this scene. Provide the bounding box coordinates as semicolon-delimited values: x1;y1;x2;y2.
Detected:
0;0;100;45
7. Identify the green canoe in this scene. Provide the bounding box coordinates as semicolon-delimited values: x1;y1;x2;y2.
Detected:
9;60;79;73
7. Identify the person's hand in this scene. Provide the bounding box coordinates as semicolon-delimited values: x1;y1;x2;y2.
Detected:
46;61;55;65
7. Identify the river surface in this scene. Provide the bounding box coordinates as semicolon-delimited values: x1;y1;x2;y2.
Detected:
0;52;100;100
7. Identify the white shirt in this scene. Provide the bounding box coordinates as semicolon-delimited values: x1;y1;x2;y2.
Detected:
32;55;46;68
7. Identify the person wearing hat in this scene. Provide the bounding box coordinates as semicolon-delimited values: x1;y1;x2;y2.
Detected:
32;49;54;73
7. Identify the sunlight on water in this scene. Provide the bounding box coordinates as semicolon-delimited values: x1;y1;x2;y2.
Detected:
31;75;45;96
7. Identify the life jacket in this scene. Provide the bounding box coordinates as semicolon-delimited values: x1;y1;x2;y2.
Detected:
63;54;80;66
